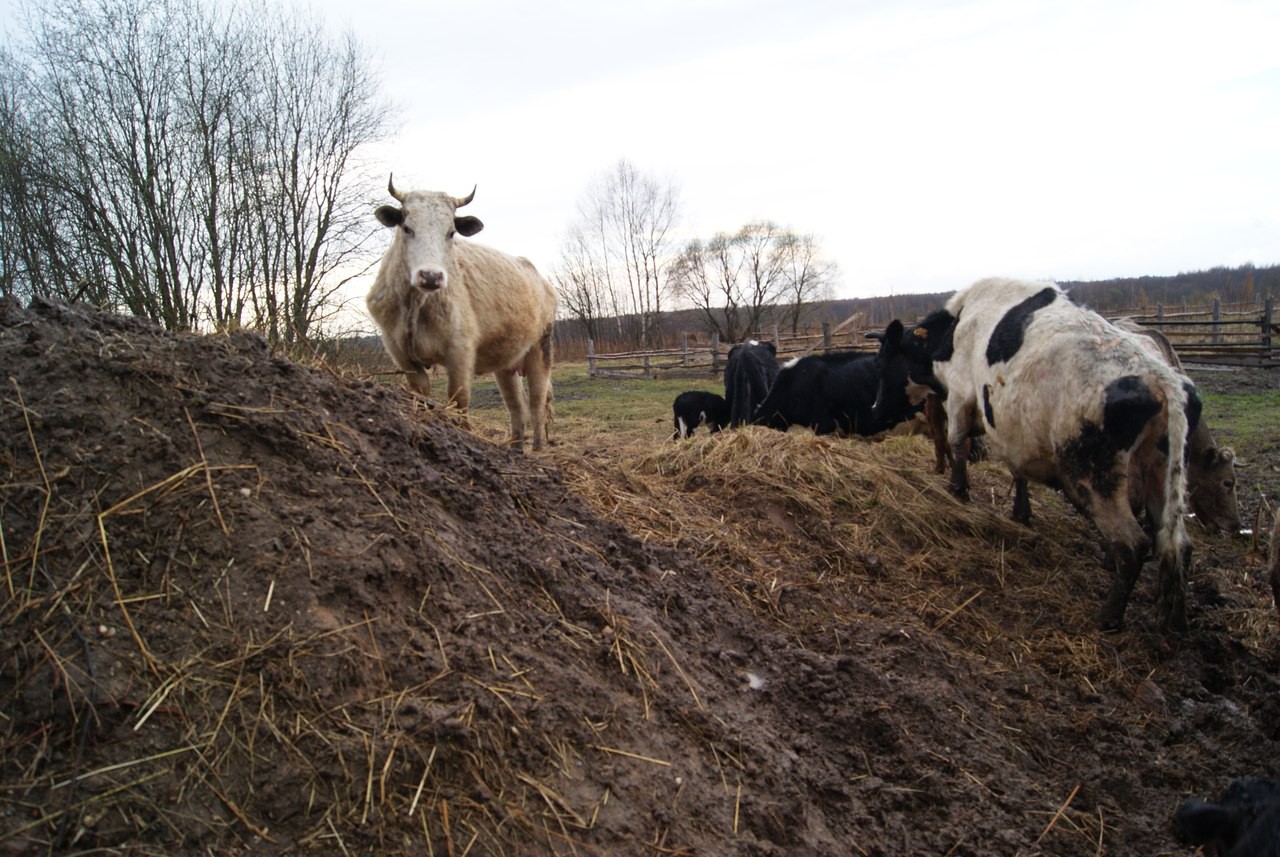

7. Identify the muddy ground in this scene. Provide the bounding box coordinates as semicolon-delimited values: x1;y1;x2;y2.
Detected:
1;297;1277;856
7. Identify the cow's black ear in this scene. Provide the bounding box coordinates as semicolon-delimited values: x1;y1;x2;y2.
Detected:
455;216;484;237
375;205;403;228
885;319;904;344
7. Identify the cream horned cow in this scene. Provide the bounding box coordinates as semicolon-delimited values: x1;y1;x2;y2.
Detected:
365;177;557;450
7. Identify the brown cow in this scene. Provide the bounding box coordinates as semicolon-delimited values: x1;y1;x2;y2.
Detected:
1113;319;1240;534
365;178;557;450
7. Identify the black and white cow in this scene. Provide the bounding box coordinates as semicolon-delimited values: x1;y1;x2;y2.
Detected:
724;340;779;428
1175;777;1280;857
671;390;729;440
752;346;921;436
872;278;1200;632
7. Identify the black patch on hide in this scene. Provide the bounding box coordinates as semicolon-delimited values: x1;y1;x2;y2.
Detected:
1103;375;1160;453
985;287;1058;366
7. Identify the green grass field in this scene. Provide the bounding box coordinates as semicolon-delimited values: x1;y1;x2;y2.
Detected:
466;361;720;444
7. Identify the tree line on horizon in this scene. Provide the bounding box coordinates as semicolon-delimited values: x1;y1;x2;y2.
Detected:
555;263;1280;360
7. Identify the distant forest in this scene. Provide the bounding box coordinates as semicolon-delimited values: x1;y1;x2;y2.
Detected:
557;263;1280;357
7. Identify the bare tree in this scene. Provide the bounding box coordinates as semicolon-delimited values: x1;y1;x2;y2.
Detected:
669;232;749;343
0;0;388;340
669;221;824;343
554;224;610;342
244;15;386;345
554;158;680;348
776;232;838;334
0;49;97;302
735;221;790;335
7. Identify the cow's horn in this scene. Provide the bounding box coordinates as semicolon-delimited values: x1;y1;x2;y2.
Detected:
455;185;476;208
387;174;405;202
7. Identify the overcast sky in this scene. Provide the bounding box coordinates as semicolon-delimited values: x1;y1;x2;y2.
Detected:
6;0;1279;307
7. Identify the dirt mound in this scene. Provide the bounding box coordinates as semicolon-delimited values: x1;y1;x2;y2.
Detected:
2;297;1278;856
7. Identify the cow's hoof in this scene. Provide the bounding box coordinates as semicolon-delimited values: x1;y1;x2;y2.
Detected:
1097;610;1124;633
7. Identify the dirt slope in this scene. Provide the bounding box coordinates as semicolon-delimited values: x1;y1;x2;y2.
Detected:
1;297;1277;856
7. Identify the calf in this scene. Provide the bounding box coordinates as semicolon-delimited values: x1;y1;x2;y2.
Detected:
724;340;779;428
365;177;557;449
753;344;920;436
1175;777;1280;856
672;391;728;439
874;278;1199;632
1113;318;1240;534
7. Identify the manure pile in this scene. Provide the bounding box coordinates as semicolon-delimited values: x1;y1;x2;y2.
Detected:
2;297;1277;856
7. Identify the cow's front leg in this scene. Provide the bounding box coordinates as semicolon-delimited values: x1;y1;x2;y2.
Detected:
406;368;432;398
445;361;474;426
494;368;529;447
1011;476;1032;524
944;400;974;500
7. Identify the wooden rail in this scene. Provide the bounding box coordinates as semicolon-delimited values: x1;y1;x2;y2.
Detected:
1110;296;1276;367
586;321;875;379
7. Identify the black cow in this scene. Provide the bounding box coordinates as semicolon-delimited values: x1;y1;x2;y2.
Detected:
752;339;921;436
724;340;779;428
671;390;729;440
1175;777;1280;856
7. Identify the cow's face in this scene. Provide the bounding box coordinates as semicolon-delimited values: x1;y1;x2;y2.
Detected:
870;320;935;427
375;187;484;292
1187;446;1241;534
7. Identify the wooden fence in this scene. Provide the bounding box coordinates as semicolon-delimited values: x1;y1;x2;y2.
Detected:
1108;297;1276;367
586;297;1278;379
586;320;874;380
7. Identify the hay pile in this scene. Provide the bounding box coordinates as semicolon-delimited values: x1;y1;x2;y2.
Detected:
2;298;1278;856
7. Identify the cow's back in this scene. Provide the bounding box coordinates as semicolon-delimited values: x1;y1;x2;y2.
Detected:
938;280;1184;475
453;242;557;374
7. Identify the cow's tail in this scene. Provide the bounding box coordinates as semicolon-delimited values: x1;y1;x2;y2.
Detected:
1156;380;1196;632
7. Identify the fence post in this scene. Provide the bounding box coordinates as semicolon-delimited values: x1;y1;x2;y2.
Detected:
822;322;831;351
587;339;596;377
1157;303;1165;333
711;332;721;374
1264;296;1274;361
1212;298;1221;345
681;333;689;368
771;323;779;350
643;353;651;380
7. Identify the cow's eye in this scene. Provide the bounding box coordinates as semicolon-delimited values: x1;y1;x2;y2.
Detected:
446;229;456;240
402;225;414;238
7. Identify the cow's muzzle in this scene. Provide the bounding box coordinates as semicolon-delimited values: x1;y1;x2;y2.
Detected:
413;269;445;291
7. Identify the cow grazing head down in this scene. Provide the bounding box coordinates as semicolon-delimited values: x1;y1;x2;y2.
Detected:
1188;445;1241;535
374;176;484;292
